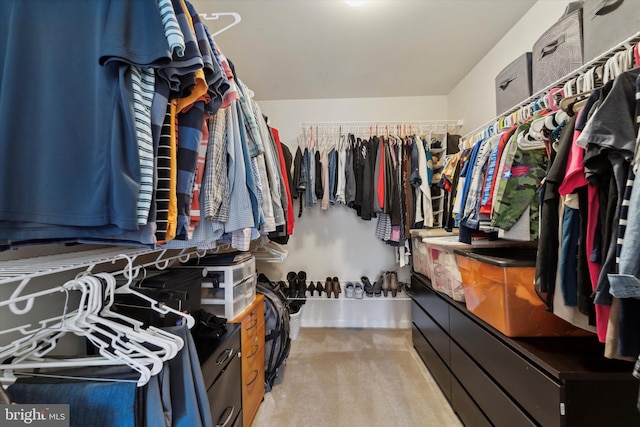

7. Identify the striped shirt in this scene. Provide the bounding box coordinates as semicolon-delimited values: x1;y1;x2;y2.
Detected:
130;66;156;225
155;102;173;243
157;0;185;57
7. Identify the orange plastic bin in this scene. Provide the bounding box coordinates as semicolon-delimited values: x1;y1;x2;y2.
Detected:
454;248;591;337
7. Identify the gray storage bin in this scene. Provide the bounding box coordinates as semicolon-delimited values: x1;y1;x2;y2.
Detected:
495;52;532;114
583;0;640;62
532;7;583;92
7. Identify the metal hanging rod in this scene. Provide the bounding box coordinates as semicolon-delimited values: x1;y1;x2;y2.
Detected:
462;31;640;142
300;120;463;132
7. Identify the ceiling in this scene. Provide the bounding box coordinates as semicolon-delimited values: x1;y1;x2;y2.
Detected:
190;0;537;101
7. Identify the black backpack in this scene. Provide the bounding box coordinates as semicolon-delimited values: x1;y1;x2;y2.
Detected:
256;274;291;392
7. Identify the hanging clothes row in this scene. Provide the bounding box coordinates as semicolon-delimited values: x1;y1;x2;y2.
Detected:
449;41;640;376
292;122;463;266
0;0;293;253
536;65;640;360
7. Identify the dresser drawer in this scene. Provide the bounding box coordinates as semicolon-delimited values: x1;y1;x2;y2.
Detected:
242;327;264;370
200;325;241;389
412;275;450;332
242;351;265;425
451;375;491;427
451;341;536;427
207;352;242;427
233;295;266;427
449;307;561;427
412;300;450;366
240;301;264;344
412;325;451;401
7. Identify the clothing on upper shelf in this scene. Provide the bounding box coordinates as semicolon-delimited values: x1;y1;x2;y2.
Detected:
0;0;295;252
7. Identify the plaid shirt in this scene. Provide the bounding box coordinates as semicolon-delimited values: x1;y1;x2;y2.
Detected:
203;108;230;222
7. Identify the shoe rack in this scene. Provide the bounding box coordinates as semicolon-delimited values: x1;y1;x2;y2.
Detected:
256;258;413;330
287;278;412;329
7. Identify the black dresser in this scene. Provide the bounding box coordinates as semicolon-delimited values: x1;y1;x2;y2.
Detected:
411;273;640;427
197;323;243;427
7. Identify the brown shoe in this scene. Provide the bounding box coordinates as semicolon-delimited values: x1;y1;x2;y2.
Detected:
389;271;399;297
382;272;390;297
332;277;341;298
325;277;333;298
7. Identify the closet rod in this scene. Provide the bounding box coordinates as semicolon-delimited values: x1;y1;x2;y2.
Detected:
462;31;640;141
300;120;463;136
300;120;463;129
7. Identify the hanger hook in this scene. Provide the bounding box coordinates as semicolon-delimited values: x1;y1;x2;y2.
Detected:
8;279;35;315
113;254;135;287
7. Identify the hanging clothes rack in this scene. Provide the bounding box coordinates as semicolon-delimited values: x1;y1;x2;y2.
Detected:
300;120;464;136
462;31;640;146
198;12;241;37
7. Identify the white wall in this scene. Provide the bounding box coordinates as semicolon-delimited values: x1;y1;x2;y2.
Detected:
256;95;448;284
447;0;571;135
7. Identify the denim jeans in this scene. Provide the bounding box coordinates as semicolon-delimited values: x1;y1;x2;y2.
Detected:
609;167;640;298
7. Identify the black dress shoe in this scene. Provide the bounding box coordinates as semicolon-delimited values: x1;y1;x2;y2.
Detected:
286;271;297;299
307;282;316;297
316;281;324;296
296;271;307;299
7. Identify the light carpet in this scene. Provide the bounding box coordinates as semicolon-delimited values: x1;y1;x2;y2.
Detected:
251;328;463;427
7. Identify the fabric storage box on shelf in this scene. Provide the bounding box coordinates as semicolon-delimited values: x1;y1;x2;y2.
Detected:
410;228;457;278
495;52;532;115
454;248;591;337
181;253;257;320
531;3;583;92
582;0;640;62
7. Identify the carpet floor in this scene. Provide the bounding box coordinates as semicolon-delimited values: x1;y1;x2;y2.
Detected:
251;328;463;427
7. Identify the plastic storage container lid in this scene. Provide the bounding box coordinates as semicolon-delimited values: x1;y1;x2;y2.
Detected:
410;228;458;238
453;248;537;267
183;253;253;266
423;235;537;248
135;268;206;289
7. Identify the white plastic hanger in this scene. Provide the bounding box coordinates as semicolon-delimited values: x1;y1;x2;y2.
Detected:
200;12;242;38
112;255;195;329
0;270;188;386
95;272;184;359
0;278;156;387
78;275;176;365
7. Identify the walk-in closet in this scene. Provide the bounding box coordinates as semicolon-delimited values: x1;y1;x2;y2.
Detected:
2;1;640;426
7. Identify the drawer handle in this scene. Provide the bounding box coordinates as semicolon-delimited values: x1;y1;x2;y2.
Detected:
245;317;258;332
246;343;259;359
216;406;235;427
216;348;234;365
245;369;259;387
